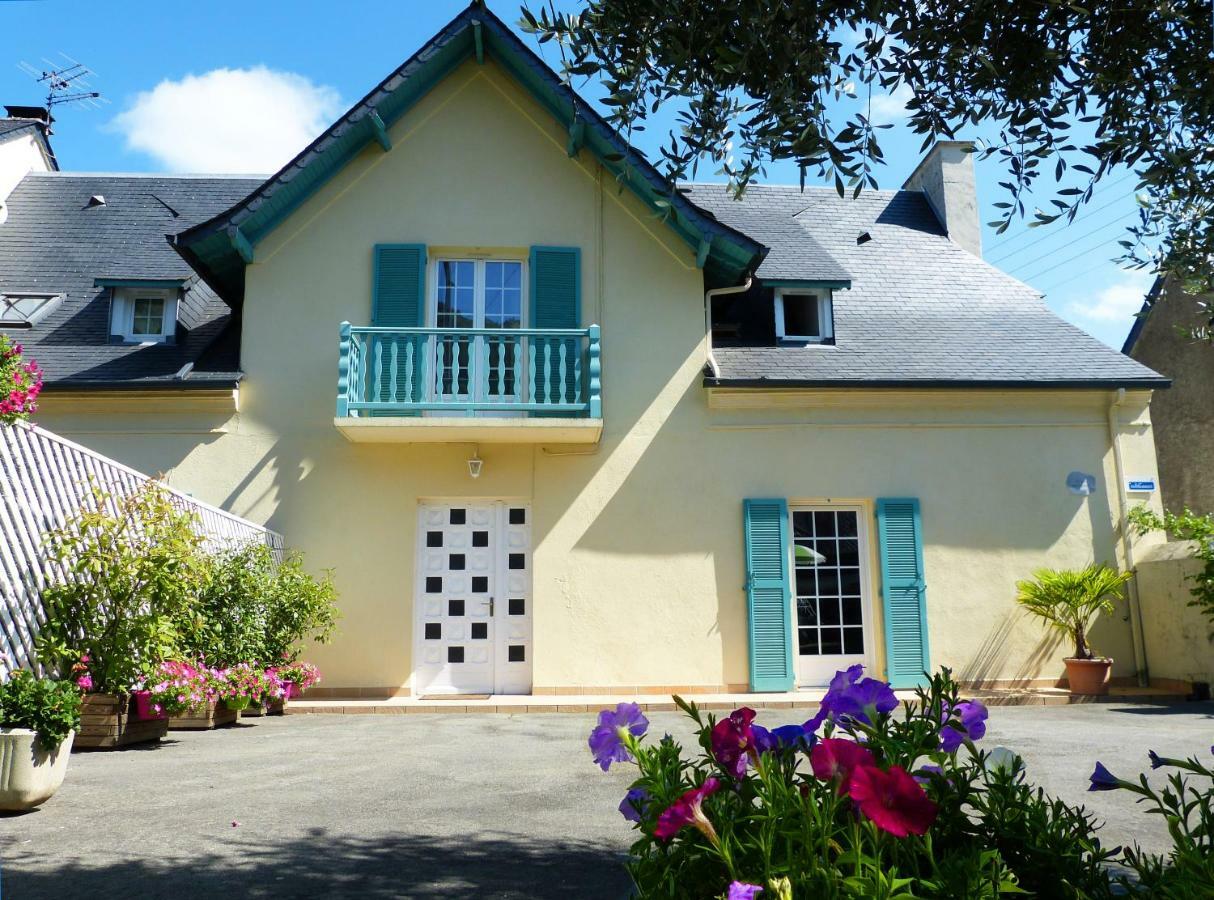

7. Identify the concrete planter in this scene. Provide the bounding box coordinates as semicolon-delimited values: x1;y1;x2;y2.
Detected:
0;728;74;811
1065;658;1113;696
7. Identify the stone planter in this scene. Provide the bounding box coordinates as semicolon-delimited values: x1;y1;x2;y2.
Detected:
76;694;168;750
1065;657;1113;696
168;699;238;730
0;728;74;811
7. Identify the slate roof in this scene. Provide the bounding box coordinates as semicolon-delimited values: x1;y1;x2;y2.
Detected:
0;119;40;141
683;183;1169;388
0;172;261;386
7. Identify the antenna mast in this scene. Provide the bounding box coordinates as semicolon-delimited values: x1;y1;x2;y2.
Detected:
16;54;107;132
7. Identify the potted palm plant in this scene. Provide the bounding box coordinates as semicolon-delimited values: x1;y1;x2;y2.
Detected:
1015;563;1134;695
0;670;81;810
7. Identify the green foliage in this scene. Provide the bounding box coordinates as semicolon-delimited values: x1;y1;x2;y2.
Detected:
1128;505;1214;639
177;542;339;667
616;671;1116;898
35;481;205;694
0;670;82;750
522;1;1214;320
1105;751;1214;897
1014;564;1132;659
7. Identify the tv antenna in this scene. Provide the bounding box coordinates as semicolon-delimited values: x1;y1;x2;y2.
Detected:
16;54;107;132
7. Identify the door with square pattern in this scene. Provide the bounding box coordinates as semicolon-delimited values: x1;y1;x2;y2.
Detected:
414;502;532;695
791;505;875;687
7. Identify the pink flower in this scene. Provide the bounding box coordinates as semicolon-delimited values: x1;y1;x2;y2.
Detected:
848;764;938;837
711;707;758;777
728;883;764;900
75;674;93;691
79;654;90;663
810;738;876;793
654;778;721;843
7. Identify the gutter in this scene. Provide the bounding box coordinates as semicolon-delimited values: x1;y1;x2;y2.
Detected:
703;377;1173;390
704;278;752;378
1107;388;1149;686
40;376;243;392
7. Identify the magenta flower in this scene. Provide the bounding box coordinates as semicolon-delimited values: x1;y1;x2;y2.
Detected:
75;673;93;692
728;882;764;899
711;707;757;777
654;778;721;843
810;737;876;793
849;764;939;837
940;699;988;752
588;702;649;771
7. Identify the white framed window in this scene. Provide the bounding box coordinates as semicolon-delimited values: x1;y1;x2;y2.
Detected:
0;293;60;328
111;288;178;343
774;288;833;343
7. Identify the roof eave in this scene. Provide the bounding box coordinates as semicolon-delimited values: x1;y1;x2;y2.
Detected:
703;376;1172;390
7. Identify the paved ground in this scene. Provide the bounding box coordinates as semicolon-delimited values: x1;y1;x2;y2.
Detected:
2;701;1211;899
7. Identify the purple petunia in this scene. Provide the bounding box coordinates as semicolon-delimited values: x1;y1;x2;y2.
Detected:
1088;761;1123;791
940;699;989;752
588;702;649;771
619;787;649;822
752;722;816;755
815;664;898;727
728;882;764;900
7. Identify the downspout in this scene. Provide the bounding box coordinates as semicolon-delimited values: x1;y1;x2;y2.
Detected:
1107;388;1149;686
705;278;752;378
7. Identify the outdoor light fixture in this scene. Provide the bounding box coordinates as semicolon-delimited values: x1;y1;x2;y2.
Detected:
1066;471;1097;496
467;448;483;479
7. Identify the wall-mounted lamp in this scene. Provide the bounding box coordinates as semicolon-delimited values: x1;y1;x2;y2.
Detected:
467;447;483;479
1066;471;1097;496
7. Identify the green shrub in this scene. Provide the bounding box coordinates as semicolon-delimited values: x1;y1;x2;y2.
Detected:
1014;563;1132;659
1129;504;1214;639
0;670;82;750
35;481;205;693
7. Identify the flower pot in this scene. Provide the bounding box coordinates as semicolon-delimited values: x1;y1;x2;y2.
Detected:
265;696;286;716
282;682;301;700
130;690;167;722
75;694;167;750
241;699;266;718
1064;658;1113;696
168;699;238;730
0;728;74;810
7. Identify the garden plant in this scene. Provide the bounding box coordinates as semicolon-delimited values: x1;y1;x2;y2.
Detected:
1129;504;1214;638
590;665;1212;898
0;670;81;751
0;335;42;425
1013;564;1133;661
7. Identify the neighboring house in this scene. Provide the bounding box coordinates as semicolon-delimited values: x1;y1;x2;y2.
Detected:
1124;276;1214;516
1;4;1171;697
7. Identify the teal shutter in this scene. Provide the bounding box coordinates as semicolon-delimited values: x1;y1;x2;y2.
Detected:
876;498;931;688
743;499;795;692
529;246;581;414
371;244;426;415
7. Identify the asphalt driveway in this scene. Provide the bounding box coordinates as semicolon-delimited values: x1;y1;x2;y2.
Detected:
2;701;1211;899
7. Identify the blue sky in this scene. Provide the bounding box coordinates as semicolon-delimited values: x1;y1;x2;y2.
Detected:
0;0;1152;348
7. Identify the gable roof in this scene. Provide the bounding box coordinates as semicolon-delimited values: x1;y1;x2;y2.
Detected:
174;1;766;303
1121;275;1164;355
0;172;262;387
684;183;1169;389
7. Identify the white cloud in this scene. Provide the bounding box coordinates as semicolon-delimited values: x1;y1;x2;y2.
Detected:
110;67;343;173
867;84;914;124
1067;271;1154;323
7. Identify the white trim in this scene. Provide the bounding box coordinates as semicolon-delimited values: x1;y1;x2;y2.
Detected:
110;287;178;343
788;502;877;687
774;288;833;343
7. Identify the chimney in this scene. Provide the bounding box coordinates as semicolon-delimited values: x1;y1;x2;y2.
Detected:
3;105;50;125
901;140;981;257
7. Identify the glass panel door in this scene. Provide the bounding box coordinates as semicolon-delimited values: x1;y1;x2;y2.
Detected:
433;260;476;405
792;506;874;687
482;261;523;411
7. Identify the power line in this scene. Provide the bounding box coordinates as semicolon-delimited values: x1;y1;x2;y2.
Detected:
988;186;1138;265
985;170;1136;252
1003;217;1126;277
1014;234;1124;284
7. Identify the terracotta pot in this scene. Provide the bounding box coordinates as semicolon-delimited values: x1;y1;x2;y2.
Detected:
1065;657;1113;695
0;728;74;810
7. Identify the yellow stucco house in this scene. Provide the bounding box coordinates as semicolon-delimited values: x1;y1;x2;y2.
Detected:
1;5;1169;698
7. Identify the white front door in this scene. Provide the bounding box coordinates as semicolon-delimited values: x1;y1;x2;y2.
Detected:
413;502;533;695
791;505;875;687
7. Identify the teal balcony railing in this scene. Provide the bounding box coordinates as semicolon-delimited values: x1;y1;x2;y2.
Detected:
336;323;602;418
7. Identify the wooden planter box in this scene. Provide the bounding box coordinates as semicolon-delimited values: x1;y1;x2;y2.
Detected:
75;694;168;750
168;699;238;731
238;697;285;717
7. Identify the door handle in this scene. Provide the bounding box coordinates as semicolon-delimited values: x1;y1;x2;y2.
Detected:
488;596;495;616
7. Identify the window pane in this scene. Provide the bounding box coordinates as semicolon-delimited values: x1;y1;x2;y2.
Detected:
819;628;843;655
132;297;165;335
798;628;819;655
484;261;522;330
819;597;841;625
782;293;821;337
843;628;865;654
437;261;475;329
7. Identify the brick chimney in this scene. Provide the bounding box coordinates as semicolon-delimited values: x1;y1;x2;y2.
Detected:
901;141;982;257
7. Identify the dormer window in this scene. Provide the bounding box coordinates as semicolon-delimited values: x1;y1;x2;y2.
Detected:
775;288;833;343
110;287;178;343
0;293;59;328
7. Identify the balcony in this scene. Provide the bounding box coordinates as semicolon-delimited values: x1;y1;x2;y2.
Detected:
334;323;602;443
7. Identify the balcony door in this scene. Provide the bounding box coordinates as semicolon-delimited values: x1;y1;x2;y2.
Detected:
428;259;525;413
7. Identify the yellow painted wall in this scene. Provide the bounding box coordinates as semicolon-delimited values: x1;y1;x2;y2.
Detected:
1136;541;1213;687
35;60;1166;693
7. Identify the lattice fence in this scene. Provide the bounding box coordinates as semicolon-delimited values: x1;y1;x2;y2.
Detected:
0;421;283;676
